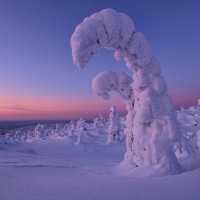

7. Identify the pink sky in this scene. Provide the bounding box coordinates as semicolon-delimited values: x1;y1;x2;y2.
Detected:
0;94;127;120
1;92;199;121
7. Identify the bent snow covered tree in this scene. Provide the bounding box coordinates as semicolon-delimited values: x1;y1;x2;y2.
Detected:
71;8;184;174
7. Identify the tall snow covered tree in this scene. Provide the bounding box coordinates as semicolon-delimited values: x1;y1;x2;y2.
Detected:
107;106;121;143
71;8;184;174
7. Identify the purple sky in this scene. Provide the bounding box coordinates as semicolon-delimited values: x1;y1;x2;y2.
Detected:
0;0;200;120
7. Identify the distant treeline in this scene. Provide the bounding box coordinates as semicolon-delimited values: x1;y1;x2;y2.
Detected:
0;120;93;130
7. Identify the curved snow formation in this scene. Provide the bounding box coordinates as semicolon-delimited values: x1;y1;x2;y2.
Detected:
71;8;189;173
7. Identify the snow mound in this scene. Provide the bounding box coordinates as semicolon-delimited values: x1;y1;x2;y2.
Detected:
17;148;37;155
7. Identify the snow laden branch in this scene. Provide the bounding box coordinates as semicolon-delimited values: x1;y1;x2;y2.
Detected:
71;9;135;69
71;8;192;174
92;71;133;101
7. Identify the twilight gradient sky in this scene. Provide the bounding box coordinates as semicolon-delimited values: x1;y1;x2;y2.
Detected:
0;0;200;120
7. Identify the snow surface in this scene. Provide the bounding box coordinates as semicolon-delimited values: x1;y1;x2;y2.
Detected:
1;105;200;200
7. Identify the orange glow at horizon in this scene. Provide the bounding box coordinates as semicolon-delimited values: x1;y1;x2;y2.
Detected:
0;94;127;120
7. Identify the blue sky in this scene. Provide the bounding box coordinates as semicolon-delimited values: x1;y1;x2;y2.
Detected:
0;0;200;120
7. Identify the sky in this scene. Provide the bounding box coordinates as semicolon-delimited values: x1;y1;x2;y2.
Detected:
0;0;200;120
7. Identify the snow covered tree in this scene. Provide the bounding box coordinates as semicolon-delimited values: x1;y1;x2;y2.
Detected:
69;121;76;136
93;117;101;128
61;123;69;136
99;113;106;126
71;8;183;174
107;106;121;143
5;132;12;140
34;124;44;139
76;118;87;132
181;106;185;111
93;114;106;128
53;124;64;137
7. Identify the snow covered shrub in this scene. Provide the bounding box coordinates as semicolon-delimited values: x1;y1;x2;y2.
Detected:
92;114;106;128
198;99;200;106
56;124;64;137
99;113;106;126
10;130;22;141
51;124;66;138
34;124;45;139
181;106;185;111
175;104;200;158
25;131;34;142
61;123;69;136
5;132;12;140
93;114;106;128
71;8;183;173
76;118;87;132
93;117;102;128
107;106;121;143
69;121;76;136
189;106;195;111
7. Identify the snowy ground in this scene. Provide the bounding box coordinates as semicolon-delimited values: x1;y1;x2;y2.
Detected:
1;124;200;200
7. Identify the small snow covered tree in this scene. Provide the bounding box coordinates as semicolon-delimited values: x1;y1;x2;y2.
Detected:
5;132;12;140
181;106;185;111
107;106;121;143
13;130;22;141
71;8;183;174
61;123;69;136
198;99;200;107
93;114;106;128
99;113;106;126
54;123;65;137
69;121;76;136
76;118;87;132
34;124;44;139
93;117;101;128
